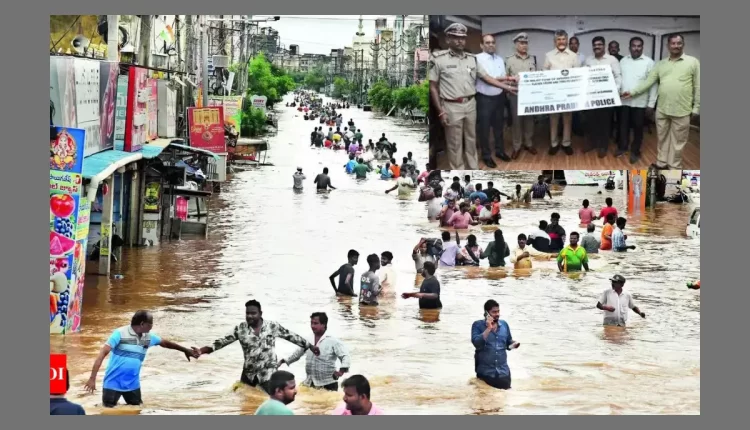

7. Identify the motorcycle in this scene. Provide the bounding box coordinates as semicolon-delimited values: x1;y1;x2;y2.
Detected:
89;233;125;262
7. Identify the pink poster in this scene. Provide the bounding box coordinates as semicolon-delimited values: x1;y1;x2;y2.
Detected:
147;78;158;141
175;197;188;221
124;66;148;152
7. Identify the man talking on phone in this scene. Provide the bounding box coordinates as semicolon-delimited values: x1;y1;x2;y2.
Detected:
471;299;520;390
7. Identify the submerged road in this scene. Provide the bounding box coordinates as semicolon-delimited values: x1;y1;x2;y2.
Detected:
51;95;699;415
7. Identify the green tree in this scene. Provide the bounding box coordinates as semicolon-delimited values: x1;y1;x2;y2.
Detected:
417;80;429;112
303;68;326;90
245;53;296;106
367;80;394;113
393;85;421;111
239;105;268;137
332;77;352;99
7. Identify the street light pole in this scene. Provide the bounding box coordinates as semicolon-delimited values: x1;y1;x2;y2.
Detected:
201;15;209;106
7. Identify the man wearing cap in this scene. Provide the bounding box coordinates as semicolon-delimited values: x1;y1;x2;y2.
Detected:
505;32;538;160
429;23;517;170
543;30;581;156
293;167;306;191
596;275;646;326
475;34;515;168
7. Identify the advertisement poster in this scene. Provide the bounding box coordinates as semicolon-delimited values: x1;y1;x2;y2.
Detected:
175;196;188;221
251;94;267;113
147;78;159;141
628;170;647;214
114;75;128;150
187;106;226;153
157;80;177;138
124;66;148;152
67;197;90;333
208;96;243;131
74;58;102;157
50;126;86;334
50;57;77;127
144;182;161;213
99;61;118;153
50;57;103;156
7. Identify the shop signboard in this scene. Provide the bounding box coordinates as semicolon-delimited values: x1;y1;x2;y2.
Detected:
187;106;226;154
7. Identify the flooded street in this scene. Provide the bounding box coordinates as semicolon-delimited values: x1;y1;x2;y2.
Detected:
50;96;699;415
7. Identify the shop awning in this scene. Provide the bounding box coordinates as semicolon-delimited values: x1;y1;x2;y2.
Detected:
141;139;221;161
82;150;143;182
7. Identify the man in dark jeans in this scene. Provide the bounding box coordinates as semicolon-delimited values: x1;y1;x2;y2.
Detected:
618;36;657;164
84;310;200;408
471;299;520;389
475;34;513;168
583;36;622;158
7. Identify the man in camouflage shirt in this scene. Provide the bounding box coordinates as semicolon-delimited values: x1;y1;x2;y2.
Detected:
197;300;320;393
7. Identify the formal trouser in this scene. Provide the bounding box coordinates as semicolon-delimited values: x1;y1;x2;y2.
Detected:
587;108;613;151
611;108;620;142
655;111;691;169
572;111;585;136
479;374;512;390
476;93;507;160
102;388;143;407
241;373;271;394
310;381;339;391
507;94;534;151
549;112;572;148
618;106;646;156
442;98;479;170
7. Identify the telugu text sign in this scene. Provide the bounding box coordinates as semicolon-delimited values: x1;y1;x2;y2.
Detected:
517;65;621;116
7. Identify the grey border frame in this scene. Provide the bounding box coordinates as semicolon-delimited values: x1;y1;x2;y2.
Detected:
14;0;734;423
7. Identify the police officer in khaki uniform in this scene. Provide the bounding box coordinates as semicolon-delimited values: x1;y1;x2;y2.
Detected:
505;32;539;160
429;23;517;170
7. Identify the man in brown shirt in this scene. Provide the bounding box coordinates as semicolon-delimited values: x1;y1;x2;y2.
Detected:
505;32;538;159
543;30;581;156
429;23;517;170
583;36;623;158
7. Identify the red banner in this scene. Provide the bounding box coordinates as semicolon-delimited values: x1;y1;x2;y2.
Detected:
124;66;149;152
187;106;226;154
50;354;67;395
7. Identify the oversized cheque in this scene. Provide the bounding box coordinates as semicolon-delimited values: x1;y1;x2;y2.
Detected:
517;65;621;116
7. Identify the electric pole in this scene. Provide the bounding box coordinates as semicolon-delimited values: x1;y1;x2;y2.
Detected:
201;15;209;105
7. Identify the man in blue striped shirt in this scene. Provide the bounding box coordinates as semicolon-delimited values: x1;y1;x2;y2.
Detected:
84;310;200;407
612;217;636;252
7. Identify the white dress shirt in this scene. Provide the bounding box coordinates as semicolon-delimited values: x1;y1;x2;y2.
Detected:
619;55;658;109
475;52;506;96
585;53;623;92
598;289;637;326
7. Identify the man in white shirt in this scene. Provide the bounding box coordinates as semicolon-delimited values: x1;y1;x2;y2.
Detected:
544;30;581;156
618;37;658;164
596;275;646;326
583;36;622;158
476;34;514;168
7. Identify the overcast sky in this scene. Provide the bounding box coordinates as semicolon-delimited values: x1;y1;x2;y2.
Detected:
252;15;422;55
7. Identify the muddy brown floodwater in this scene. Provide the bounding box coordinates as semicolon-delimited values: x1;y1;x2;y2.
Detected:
51;96;699;415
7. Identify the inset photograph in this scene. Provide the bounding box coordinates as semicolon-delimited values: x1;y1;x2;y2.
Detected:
428;15;700;171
